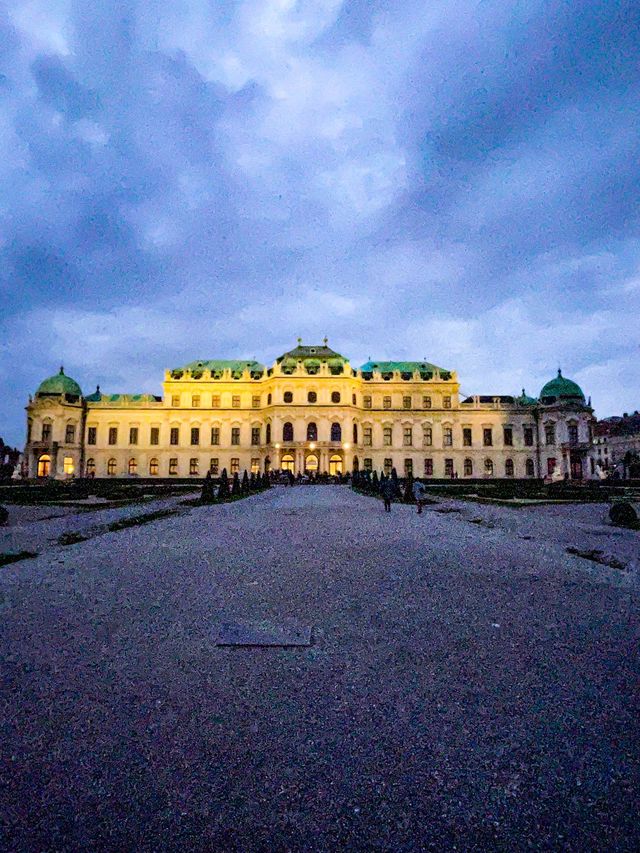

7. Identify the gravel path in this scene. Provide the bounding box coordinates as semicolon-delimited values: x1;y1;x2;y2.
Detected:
1;486;638;851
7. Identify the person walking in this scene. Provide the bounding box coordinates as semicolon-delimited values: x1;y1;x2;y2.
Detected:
413;479;427;514
381;476;394;512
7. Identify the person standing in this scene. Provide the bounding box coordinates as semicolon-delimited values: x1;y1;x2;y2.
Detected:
413;479;427;514
381;476;394;512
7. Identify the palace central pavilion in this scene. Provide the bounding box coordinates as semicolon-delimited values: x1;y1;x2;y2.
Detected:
25;340;595;481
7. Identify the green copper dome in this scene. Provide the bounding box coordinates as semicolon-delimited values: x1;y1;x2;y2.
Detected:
515;388;538;406
36;367;82;398
540;370;585;403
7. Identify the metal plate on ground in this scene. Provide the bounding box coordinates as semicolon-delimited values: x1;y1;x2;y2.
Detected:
215;619;312;647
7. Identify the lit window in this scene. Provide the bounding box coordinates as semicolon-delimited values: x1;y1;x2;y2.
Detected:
108;427;118;445
445;458;454;477
424;458;433;476
150;427;159;445
284;392;293;403
443;396;452;409
363;396;372;409
423;396;431;409
403;396;411;409
384;458;392;475
231;457;240;474
170;427;179;446
505;458;514;477
404;458;413;476
252;396;260;409
364;427;372;446
149;458;159;476
107;458;117;476
403;427;412;446
251;427;260;445
383;426;392;446
190;458;199;475
191;427;200;446
192;395;200;408
503;427;513;446
211;427;220;445
87;426;97;445
308;391;317;403
128;458;137;475
383;396;391;409
231;427;240;445
172;395;180;407
63;456;74;475
423;426;432;447
483;428;493;447
443;427;453;447
232;396;240;408
251;458;260;474
464;458;473;476
484;458;494;476
463;428;472;447
331;392;341;403
169;458;178;475
212;395;220;408
65;425;75;443
210;458;219;476
129;427;138;445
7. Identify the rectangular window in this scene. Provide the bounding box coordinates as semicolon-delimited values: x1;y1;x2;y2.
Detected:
424;458;433;476
87;426;97;445
189;458;199;475
547;457;557;475
231;457;240;474
150;427;159;446
251;427;260;445
170;427;179;446
404;458;413;476
423;426;432;447
169;458;178;475
63;457;74;475
171;395;180;407
251;458;260;474
108;427;118;446
445;458;454;477
503;426;513;446
403;396;411;409
210;458;219;476
383;458;392;475
65;425;75;443
383;426;392;446
462;427;472;447
211;427;220;445
252;396;260;409
443;427;453;447
192;395;200;408
403;427;412;446
129;427;138;445
363;396;372;409
423;396;432;409
568;424;579;444
524;426;534;446
232;395;240;408
363;458;373;471
545;423;555;445
231;427;240;445
383;396;391;409
212;395;220;408
191;427;200;446
363;427;372;446
443;396;452;409
483;428;493;447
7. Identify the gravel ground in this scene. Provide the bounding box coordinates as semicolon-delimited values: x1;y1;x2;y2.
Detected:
1;486;638;852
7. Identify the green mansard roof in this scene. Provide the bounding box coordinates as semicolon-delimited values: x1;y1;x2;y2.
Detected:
276;341;347;363
359;360;448;376
176;359;266;373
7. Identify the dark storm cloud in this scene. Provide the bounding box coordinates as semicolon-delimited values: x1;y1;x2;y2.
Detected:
1;0;639;444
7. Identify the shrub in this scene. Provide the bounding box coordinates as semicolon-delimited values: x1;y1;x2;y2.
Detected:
231;472;241;496
218;468;230;500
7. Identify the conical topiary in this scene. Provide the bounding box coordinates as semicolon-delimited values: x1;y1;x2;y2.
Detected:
218;468;230;500
232;471;241;496
241;470;250;493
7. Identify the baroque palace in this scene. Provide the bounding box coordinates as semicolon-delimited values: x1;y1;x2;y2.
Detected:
24;340;595;481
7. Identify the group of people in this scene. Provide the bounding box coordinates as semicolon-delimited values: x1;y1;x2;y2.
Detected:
380;477;428;514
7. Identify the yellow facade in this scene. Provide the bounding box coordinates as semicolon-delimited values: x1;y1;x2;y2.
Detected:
24;344;595;480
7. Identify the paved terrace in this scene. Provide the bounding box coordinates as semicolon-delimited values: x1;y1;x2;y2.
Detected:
1;486;638;851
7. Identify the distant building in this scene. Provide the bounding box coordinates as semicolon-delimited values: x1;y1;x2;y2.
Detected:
24;342;595;480
591;411;640;478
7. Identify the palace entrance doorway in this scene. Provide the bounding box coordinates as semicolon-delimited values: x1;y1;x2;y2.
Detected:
329;454;343;476
37;454;51;478
305;453;318;473
281;453;295;473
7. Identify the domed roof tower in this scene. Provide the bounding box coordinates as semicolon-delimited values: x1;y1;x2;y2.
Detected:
539;370;585;405
35;367;82;400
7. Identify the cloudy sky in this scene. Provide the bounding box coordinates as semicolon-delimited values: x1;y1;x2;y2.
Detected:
1;0;639;445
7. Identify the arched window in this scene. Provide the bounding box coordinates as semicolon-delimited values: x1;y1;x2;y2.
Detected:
284;391;293;403
281;454;294;472
305;454;318;472
353;423;358;443
128;458;137;475
107;458;117;476
283;422;294;442
329;454;343;475
308;391;317;403
484;458;494;477
331;422;341;442
331;391;341;404
37;454;51;478
149;457;159;476
505;458;514;477
464;458;473;476
526;458;535;476
307;422;318;441
266;423;271;444
85;458;95;476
